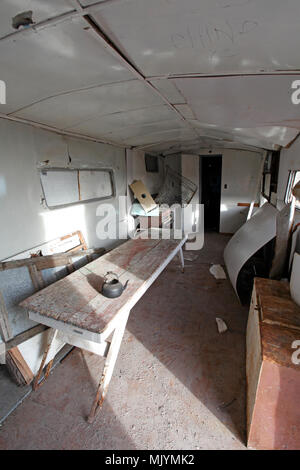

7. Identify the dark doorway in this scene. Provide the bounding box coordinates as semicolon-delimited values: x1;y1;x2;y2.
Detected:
201;155;222;232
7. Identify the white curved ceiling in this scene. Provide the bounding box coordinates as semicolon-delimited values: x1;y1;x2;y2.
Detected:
0;0;299;154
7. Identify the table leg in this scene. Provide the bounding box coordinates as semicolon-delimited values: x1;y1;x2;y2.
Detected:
87;310;130;423
178;246;184;273
33;328;58;391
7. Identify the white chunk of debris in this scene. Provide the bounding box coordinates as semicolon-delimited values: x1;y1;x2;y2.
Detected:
209;264;226;279
183;252;199;262
216;317;228;334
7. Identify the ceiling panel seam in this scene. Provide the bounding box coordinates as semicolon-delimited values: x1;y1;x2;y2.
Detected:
8;79;137;116
0;113;129;148
62;104;175;131
69;118;184;135
147;71;300;80
1;1;299;78
1;1;291;151
81;13;200;139
135;137;203;150
0;1;199;144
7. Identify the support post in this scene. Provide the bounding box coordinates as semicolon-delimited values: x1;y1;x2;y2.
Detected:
33;328;58;391
87;310;130;423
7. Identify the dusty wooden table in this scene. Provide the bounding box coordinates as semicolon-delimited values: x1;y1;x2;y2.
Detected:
21;230;187;422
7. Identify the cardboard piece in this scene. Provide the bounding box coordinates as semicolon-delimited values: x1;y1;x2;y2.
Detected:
129;180;157;213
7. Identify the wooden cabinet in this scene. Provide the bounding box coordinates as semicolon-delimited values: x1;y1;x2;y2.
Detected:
247;278;300;450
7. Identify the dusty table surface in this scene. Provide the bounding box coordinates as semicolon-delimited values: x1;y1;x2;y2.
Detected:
20;233;185;335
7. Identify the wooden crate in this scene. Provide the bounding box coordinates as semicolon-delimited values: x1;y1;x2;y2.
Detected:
247;278;300;449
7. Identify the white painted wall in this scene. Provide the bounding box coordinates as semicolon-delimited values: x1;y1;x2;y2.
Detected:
0;119;127;261
127;149;164;195
164;153;181;175
182;154;199;204
181;154;201;237
198;149;263;233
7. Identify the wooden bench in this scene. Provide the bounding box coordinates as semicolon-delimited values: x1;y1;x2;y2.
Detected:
21;230;187;422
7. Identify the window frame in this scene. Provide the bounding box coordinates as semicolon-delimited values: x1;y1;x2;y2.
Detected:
40;167;116;210
285;169;300;210
261;150;280;204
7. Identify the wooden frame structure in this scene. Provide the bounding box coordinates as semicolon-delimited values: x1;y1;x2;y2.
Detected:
0;231;105;384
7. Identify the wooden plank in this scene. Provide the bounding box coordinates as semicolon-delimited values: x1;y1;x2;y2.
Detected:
0;247;105;272
0;254;71;271
129;180;157;213
260;323;300;370
32;329;58;390
5;324;48;351
259;295;300;331
17;328;65;376
28;264;45;291
254;278;300;330
254;277;290;299
5;347;34;385
88;309;130;423
66;230;87;252
237;203;259;207
0;290;13;341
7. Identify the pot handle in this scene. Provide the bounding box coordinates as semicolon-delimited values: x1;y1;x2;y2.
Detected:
103;271;119;282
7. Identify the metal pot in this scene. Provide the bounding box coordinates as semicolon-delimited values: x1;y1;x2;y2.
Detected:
101;271;128;299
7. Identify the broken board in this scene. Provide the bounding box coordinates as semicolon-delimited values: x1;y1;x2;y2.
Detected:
129;180;157;213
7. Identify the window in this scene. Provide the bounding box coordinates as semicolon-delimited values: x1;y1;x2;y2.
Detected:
285;170;300;210
40;168;115;209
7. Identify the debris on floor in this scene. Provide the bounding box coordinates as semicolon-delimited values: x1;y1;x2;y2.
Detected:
183;252;199;262
216;317;228;334
209;264;227;279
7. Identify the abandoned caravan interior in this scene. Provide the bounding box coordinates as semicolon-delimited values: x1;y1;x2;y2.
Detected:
0;0;300;452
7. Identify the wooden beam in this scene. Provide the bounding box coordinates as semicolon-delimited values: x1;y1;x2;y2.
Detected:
0;291;13;341
5;324;48;351
237;203;259;207
0;247;105;272
6;347;34;385
66;230;88;252
28;265;45;291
